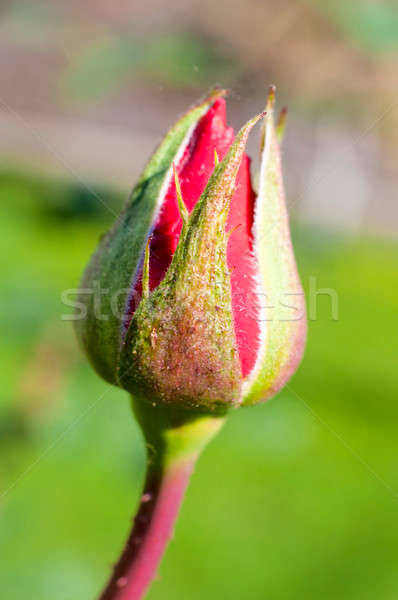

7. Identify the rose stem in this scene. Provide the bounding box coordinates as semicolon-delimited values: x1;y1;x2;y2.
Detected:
99;399;225;600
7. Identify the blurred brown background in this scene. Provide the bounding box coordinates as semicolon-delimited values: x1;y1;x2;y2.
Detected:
1;0;397;233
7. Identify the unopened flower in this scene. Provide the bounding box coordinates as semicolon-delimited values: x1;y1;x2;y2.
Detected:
76;87;306;412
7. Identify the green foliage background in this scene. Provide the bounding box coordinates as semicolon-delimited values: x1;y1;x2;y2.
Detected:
1;172;397;599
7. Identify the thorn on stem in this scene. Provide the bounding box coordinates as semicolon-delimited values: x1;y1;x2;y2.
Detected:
116;577;128;589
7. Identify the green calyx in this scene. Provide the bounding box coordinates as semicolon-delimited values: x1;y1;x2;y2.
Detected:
119;114;264;411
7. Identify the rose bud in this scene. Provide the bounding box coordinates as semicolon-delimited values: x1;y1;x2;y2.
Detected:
75;87;306;600
76;87;306;409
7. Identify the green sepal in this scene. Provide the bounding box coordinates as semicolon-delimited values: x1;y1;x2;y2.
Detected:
242;88;306;405
74;90;226;386
119;114;263;411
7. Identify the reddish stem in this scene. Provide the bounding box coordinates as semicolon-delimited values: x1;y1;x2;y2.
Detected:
99;456;195;600
99;400;225;600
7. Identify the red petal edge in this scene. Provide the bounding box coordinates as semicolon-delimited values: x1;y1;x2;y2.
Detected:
130;99;260;378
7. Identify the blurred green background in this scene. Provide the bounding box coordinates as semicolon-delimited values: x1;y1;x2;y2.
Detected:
1;1;398;599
